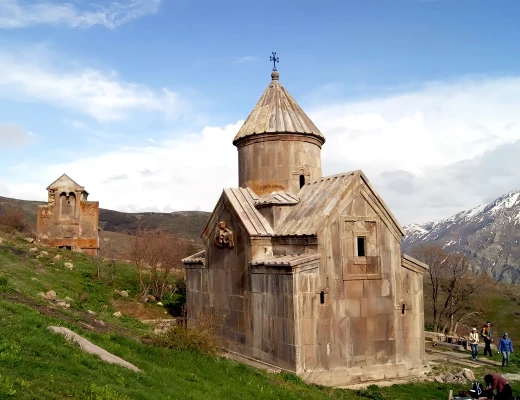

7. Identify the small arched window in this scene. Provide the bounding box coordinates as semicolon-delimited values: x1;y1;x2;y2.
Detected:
401;303;406;315
299;174;305;189
320;290;325;304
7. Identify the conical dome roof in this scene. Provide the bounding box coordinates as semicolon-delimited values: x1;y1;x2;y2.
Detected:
233;71;325;146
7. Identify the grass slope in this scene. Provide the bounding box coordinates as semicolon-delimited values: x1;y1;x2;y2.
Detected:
0;233;518;399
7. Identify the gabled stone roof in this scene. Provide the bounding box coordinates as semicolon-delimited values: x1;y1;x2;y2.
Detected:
402;254;429;273
200;171;405;243
46;174;88;195
274;172;358;236
182;250;205;265
251;254;320;267
253;191;299;207
275;171;405;237
46;174;80;189
232;71;325;146
201;187;274;242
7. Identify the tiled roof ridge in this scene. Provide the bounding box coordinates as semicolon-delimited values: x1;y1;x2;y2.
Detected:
182;249;206;264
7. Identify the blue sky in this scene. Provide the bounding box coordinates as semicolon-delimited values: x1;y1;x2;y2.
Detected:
1;0;520;224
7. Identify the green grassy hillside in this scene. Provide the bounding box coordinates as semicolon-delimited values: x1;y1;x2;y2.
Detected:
0;232;518;399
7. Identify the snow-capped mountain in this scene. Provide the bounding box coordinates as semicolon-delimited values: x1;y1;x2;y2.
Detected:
403;190;520;283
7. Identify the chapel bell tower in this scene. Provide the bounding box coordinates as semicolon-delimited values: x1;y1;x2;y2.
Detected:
232;53;325;195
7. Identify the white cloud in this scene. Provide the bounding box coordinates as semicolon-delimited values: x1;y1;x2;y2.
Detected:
1;122;241;212
0;49;188;122
314;77;520;174
313;75;520;223
0;124;35;147
0;0;161;29
2;75;520;225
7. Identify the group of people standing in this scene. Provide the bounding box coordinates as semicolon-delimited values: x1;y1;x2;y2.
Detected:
468;321;514;366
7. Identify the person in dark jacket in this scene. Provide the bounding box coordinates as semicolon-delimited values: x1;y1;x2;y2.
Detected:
498;332;514;367
484;373;513;400
482;321;494;357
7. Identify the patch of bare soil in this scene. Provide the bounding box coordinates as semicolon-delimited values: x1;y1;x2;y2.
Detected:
112;299;173;321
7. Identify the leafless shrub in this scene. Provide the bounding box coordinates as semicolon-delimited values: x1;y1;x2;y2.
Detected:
151;313;221;356
0;207;28;234
129;224;197;302
95;237;123;285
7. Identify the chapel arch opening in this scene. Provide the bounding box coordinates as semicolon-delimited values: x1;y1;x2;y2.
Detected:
60;192;75;217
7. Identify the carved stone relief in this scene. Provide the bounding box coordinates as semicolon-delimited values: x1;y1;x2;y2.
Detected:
40;209;52;219
214;221;234;249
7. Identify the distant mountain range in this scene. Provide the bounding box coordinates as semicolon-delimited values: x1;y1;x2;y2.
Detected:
403;190;520;283
0;196;210;242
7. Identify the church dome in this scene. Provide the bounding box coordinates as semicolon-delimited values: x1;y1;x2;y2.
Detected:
232;71;325;147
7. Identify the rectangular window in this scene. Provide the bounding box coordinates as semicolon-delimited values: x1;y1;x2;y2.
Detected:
357;237;366;257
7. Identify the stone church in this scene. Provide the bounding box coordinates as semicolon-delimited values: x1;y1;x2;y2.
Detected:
36;174;100;256
183;67;429;385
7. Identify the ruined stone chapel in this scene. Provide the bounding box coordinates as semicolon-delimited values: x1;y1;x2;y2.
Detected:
36;174;100;256
183;65;429;385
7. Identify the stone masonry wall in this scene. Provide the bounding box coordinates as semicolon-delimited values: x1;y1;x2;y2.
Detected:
238;135;322;195
396;264;426;367
187;205;307;370
295;192;425;385
37;198;99;256
203;208;250;346
250;268;299;369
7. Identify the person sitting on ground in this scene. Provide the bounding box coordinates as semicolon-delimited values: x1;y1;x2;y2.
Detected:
498;332;514;367
484;373;513;400
469;381;484;399
470;327;480;361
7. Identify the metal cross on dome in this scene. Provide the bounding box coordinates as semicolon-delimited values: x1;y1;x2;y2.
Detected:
270;52;279;71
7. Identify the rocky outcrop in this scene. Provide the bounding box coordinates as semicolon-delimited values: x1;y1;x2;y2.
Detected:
403;190;520;283
434;368;475;384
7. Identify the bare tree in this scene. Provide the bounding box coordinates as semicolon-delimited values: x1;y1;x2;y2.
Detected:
129;225;196;303
99;237;121;285
440;252;481;334
411;245;449;332
449;271;495;334
412;245;494;334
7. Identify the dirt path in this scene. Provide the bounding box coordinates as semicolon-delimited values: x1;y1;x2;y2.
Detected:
427;348;502;368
